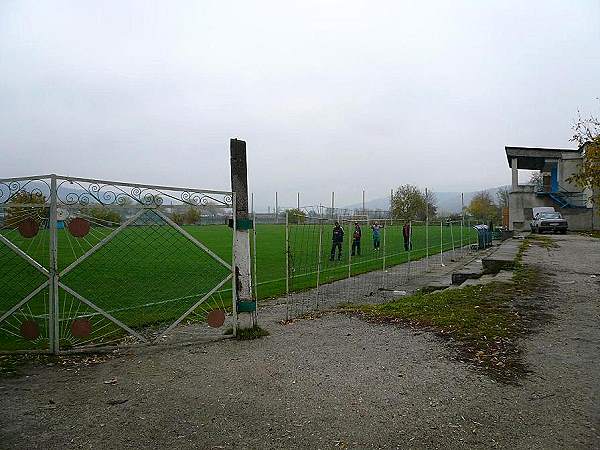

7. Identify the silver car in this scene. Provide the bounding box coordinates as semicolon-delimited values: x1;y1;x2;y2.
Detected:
530;211;568;234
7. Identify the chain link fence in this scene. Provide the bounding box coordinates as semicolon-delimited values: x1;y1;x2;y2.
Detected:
280;209;480;320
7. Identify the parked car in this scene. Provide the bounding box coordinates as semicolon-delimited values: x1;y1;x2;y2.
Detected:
530;211;568;234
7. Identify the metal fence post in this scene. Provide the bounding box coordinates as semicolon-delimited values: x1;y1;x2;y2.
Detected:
285;211;290;321
251;193;258;310
450;220;455;260
425;198;429;272
461;193;465;258
407;220;412;280
315;215;323;310
440;220;444;266
48;174;59;353
382;219;387;271
347;221;352;301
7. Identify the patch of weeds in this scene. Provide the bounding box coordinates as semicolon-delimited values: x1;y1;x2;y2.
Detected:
343;258;544;383
578;230;600;239
516;238;531;263
528;234;559;250
224;326;270;340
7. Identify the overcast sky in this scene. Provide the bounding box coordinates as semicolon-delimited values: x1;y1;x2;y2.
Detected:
1;1;599;209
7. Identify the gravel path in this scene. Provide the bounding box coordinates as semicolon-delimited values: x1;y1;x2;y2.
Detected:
0;234;598;449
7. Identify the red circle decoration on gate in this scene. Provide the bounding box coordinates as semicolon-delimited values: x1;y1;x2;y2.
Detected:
71;319;92;338
68;218;90;238
20;320;40;340
207;310;226;328
18;219;39;238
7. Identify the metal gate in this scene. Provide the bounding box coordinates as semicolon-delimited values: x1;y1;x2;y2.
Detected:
0;174;236;353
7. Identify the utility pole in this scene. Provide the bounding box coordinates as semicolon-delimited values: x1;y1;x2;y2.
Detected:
230;139;255;327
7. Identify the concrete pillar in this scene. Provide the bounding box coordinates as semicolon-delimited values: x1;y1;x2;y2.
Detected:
230;138;255;327
511;157;519;191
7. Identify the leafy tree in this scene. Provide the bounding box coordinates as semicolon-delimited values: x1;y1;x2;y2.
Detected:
4;191;47;228
467;191;500;222
422;189;438;221
496;187;510;209
391;185;436;221
184;206;201;225
568;109;600;210
82;205;122;226
286;208;306;224
171;212;185;225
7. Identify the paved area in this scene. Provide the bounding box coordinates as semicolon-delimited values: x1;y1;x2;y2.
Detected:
0;234;598;449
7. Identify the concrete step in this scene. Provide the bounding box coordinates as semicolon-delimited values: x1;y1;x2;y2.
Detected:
451;259;485;285
481;239;521;273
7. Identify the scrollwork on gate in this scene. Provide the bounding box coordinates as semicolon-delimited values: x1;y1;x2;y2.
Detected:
55;179;232;208
0;179;51;205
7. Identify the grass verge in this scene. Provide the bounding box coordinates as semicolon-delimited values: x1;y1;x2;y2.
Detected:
343;237;547;383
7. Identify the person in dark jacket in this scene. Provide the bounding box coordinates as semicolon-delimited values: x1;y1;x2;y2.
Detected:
329;221;344;261
402;222;412;251
351;222;362;256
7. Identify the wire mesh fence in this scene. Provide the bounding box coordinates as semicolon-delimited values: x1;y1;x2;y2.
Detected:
282;211;480;320
0;175;236;353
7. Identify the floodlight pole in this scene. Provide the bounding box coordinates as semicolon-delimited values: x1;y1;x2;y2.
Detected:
331;191;335;219
230;138;255;327
362;190;365;214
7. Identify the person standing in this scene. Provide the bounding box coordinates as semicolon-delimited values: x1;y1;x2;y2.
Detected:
351;222;362;256
371;221;382;250
402;222;412;251
329;221;344;261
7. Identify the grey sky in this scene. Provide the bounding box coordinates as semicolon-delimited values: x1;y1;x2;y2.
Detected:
1;1;599;209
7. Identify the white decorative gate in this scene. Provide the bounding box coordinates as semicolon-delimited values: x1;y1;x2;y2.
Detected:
0;174;237;353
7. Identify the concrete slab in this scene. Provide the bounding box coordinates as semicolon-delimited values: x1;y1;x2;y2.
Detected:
451;260;485;285
482;239;521;273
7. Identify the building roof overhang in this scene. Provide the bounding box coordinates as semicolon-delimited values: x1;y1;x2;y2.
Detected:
505;146;579;170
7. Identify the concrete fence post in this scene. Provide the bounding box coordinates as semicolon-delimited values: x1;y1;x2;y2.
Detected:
230;138;255;327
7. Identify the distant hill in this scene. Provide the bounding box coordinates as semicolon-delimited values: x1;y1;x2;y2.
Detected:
346;186;510;214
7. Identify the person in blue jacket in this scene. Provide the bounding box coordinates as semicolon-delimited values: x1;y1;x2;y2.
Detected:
371;221;383;250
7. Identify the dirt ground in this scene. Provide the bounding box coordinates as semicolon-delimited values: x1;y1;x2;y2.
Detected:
1;234;599;449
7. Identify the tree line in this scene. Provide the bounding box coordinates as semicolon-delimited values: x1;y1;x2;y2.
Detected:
390;184;510;224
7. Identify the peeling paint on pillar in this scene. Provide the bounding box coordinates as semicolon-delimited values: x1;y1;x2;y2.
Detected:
230;139;255;324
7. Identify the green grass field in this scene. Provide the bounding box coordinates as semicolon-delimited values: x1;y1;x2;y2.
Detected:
0;218;477;350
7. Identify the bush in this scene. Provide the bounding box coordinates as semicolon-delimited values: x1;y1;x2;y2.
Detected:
3;191;47;228
82;205;122;226
287;208;306;224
